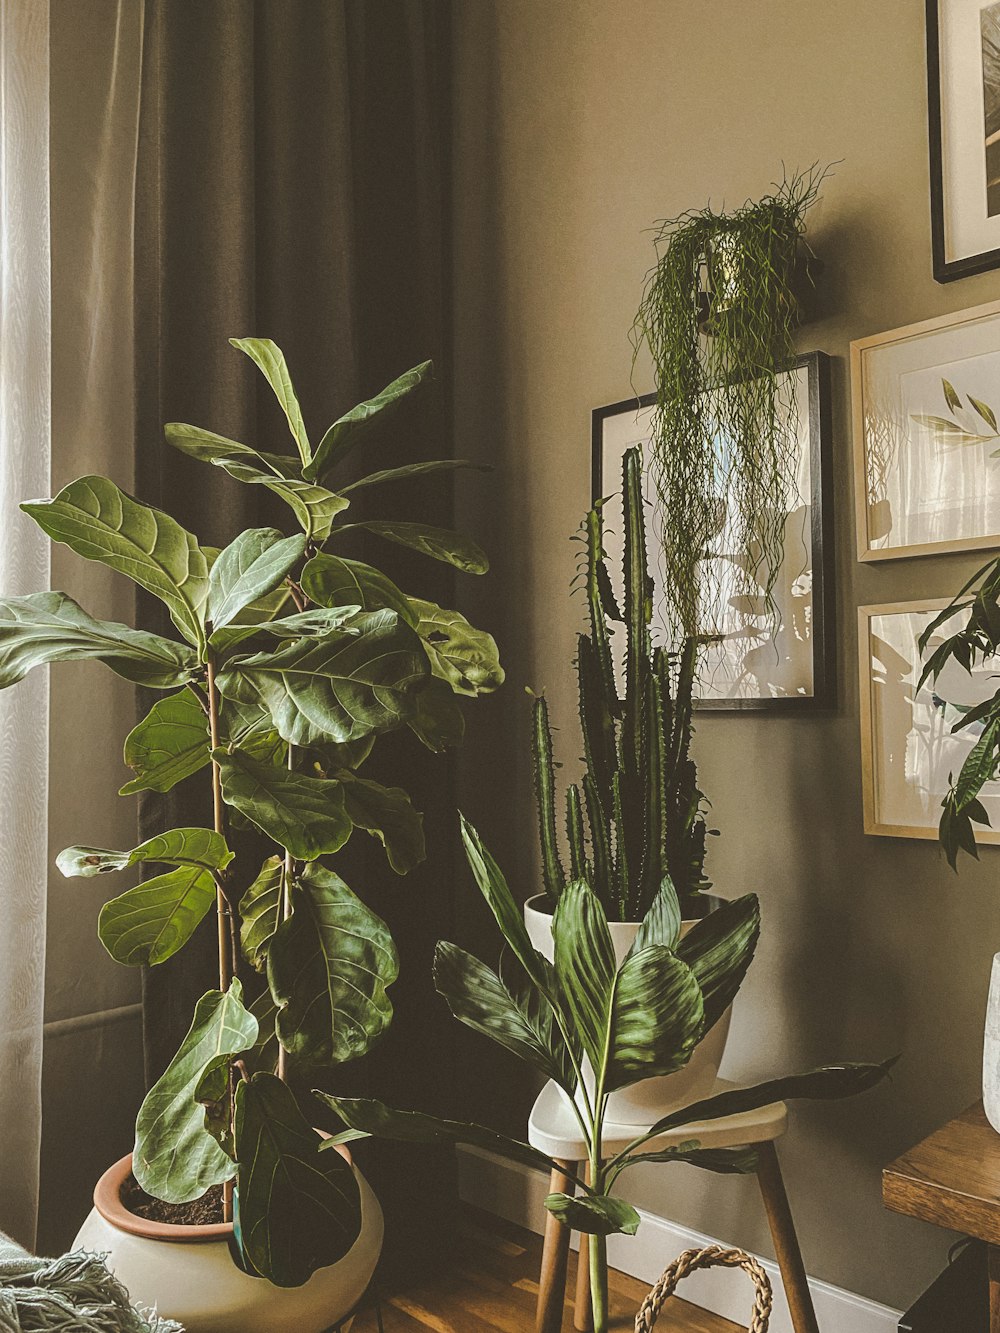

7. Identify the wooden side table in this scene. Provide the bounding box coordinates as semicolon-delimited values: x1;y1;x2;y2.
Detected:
884;1102;1000;1328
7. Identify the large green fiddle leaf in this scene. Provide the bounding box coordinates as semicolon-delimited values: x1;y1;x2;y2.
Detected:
338;774;425;874
134;981;258;1203
300;552;416;626
164;423;299;478
120;689;210;795
21;477;210;651
233;1073;362;1288
433;941;572;1090
230;338;312;466
552;879;616;1075
341;459;489;495
545;1193;639;1238
676;894;761;1032
336;520;488;575
210;459;348;543
97;865;217;966
268;863;398;1064
207;528;306;630
56;826;232;878
209;605;361;655
606;946;704;1091
303;360;432;482
216;608;429;747
409;677;466;752
215;749;352;861
317;1095;566;1181
409;598;504;696
240;855;283;972
0;592;198;690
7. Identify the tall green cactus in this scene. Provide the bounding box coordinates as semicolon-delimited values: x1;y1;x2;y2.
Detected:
531;446;712;920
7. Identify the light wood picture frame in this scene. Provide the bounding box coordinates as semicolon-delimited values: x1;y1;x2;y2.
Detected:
858;598;1000;842
851;298;1000;563
594;352;835;712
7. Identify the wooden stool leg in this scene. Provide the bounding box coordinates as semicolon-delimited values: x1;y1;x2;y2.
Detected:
989;1244;1000;1333
756;1141;819;1333
536;1159;577;1333
574;1163;593;1331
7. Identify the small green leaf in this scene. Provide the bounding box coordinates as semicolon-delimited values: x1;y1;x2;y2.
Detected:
301;553;416;627
98;865;217;966
134;981;257;1203
210;459;348;543
57;826;232;878
120;689;210;795
409;598;504;696
942;378;963;413
910;415;993;444
544;1192;639;1237
230;338;312;465
21;477;210;651
208;529;307;630
336;521;489;574
216;748;353;861
0;592;198;690
268;863;398;1064
240;856;283;972
164;423;299;478
342;459;489;494
304;361;433;482
629;877;682;955
337;774;425;874
234;1074;362;1287
970;395;1000;431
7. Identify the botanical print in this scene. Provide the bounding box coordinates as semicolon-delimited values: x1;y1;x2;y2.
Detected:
861;331;1000;555
983;1;1000;215
866;603;1000;836
601;365;812;701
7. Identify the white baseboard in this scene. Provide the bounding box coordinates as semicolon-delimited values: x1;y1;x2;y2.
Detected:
457;1145;902;1333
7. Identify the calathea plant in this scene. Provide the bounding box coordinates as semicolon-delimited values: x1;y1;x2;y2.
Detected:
0;340;502;1286
321;819;894;1333
916;556;1000;866
533;445;711;921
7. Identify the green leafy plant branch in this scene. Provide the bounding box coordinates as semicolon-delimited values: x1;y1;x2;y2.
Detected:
910;376;1000;454
2;340;503;1286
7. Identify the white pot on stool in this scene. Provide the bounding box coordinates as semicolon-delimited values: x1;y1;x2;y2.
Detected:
73;1146;383;1333
523;893;733;1127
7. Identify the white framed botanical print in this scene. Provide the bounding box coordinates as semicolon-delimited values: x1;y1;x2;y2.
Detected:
594;352;834;712
852;299;1000;563
858;598;1000;842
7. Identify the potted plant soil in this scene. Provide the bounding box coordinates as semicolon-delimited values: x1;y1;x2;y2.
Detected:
523;447;728;1123
0;341;502;1331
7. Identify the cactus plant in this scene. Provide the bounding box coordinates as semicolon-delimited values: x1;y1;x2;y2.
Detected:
533;444;711;921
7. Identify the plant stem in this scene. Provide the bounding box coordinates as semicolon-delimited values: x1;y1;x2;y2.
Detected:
589;1232;608;1332
205;655;235;1224
276;742;296;1084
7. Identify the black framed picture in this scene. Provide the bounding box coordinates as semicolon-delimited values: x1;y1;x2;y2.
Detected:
927;0;1000;281
592;351;835;713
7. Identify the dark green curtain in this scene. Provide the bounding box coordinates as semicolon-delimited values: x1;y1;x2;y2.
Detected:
133;0;458;1281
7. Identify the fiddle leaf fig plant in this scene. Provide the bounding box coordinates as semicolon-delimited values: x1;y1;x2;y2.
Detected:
0;339;503;1288
321;815;895;1333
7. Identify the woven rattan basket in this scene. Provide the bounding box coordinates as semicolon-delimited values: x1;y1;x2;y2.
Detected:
634;1245;772;1332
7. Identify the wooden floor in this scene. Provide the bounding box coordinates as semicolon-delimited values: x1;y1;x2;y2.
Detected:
353;1209;743;1332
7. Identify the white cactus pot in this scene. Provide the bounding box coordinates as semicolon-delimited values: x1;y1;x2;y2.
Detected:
523;894;733;1126
73;1147;383;1333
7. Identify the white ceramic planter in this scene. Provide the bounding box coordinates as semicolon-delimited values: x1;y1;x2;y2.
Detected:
985;953;1000;1133
73;1148;383;1333
524;894;732;1127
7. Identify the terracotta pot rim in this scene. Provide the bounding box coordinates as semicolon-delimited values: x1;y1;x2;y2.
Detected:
523;891;726;925
95;1138;351;1245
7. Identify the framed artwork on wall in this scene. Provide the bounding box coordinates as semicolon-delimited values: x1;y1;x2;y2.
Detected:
858;598;1000;842
927;0;1000;281
852;299;1000;563
592;351;834;713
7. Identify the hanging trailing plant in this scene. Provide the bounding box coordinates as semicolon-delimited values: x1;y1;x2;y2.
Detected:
631;167;825;638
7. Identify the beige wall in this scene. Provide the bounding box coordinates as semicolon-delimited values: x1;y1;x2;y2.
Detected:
451;0;1000;1309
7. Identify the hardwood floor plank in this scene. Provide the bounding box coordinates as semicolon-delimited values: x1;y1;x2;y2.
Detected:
352;1209;744;1333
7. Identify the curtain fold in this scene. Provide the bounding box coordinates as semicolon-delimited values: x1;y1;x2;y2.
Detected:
0;0;51;1249
134;0;457;1279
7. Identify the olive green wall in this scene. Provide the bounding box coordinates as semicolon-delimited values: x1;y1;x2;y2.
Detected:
451;0;1000;1309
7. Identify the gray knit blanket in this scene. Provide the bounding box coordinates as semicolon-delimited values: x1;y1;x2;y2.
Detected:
0;1231;182;1333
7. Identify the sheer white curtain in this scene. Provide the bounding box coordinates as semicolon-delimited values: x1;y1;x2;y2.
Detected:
0;0;50;1246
